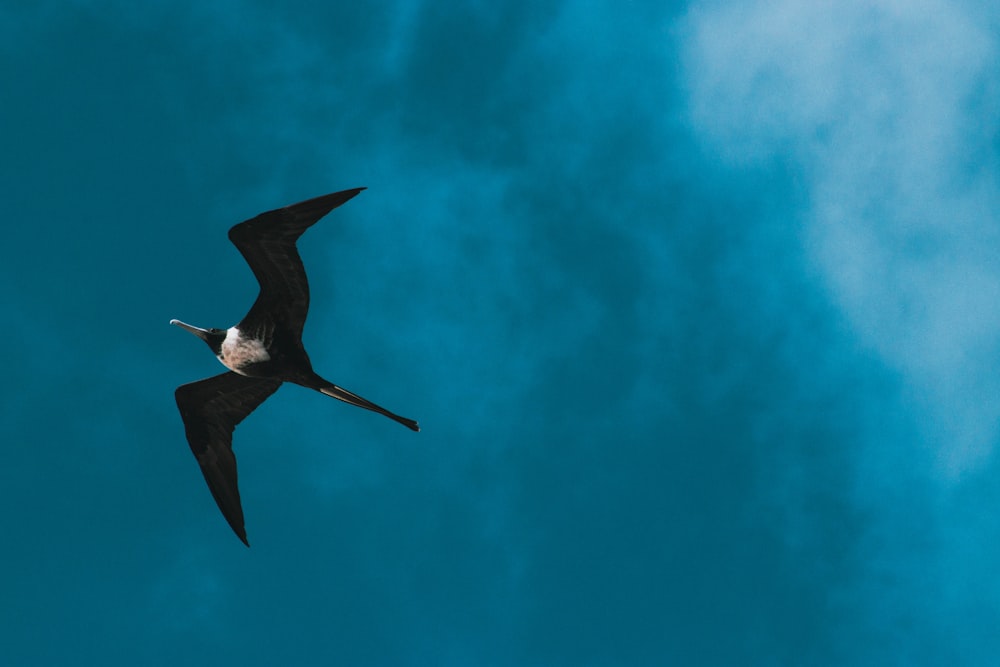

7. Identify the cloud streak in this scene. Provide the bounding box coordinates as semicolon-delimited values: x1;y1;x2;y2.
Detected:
681;1;1000;660
682;0;1000;475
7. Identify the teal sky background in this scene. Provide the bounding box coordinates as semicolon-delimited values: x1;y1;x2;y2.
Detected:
4;1;1000;665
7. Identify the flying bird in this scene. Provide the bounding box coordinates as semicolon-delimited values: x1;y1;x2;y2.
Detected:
171;187;419;546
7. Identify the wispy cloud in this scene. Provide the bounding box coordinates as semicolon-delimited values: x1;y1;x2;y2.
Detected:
681;0;1000;475
680;1;1000;659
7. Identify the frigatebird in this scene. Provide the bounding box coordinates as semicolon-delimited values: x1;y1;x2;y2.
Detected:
170;187;419;546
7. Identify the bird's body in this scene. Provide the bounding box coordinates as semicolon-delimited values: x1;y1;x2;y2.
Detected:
219;327;271;371
171;188;418;546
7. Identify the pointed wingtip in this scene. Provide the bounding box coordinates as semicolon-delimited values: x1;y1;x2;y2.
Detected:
224;513;250;547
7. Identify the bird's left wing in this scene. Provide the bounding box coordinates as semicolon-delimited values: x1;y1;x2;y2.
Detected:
174;372;282;546
228;188;365;340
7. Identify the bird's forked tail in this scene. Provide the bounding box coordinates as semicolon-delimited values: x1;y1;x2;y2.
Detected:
313;378;420;432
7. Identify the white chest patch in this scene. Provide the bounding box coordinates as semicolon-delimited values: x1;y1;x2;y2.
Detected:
218;327;270;373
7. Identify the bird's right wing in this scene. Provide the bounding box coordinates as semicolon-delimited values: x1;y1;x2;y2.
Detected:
174;372;282;546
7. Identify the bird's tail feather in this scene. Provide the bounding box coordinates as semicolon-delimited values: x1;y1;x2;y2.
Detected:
316;380;420;432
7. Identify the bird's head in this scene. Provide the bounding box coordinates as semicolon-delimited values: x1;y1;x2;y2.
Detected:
170;319;227;355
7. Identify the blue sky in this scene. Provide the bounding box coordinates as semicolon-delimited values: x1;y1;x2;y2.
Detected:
3;1;1000;664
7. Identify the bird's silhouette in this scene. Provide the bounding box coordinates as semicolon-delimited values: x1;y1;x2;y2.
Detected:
171;188;418;546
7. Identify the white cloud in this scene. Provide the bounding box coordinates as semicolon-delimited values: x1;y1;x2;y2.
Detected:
681;0;1000;475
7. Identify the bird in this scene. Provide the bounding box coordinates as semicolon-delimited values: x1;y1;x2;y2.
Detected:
170;187;419;546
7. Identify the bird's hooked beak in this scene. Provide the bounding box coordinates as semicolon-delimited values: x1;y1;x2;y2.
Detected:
170;319;211;342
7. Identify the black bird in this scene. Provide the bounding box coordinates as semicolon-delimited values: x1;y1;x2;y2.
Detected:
171;187;419;546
